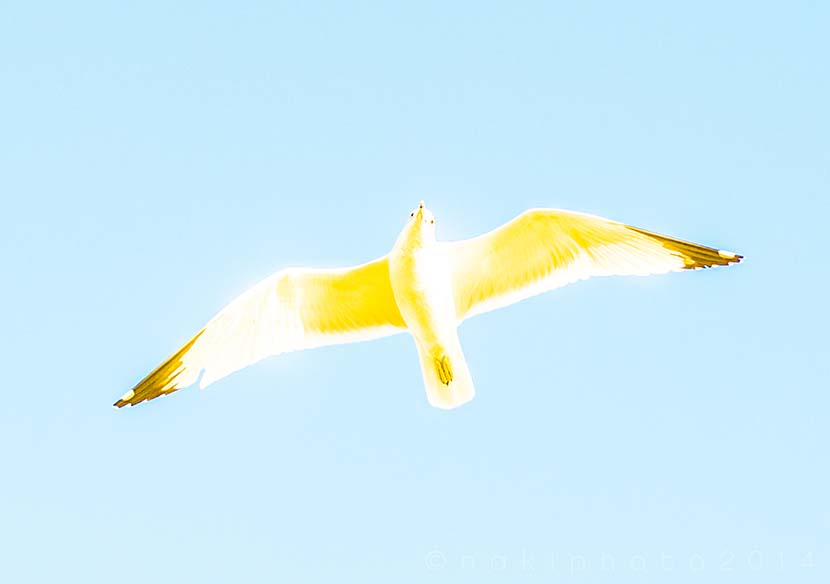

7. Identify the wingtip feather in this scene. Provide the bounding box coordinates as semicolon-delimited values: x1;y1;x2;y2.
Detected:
626;226;743;269
114;330;204;409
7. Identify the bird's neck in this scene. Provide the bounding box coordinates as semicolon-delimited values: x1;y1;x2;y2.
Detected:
396;223;435;253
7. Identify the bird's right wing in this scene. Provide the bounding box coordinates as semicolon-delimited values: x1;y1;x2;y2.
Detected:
115;256;406;407
445;208;742;321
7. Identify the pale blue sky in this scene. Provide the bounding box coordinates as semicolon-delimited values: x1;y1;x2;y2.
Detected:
1;2;828;582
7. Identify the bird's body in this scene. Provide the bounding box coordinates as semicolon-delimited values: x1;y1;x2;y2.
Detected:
389;204;475;407
116;202;742;410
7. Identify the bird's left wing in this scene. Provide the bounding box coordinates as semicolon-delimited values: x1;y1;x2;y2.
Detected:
445;208;742;321
115;256;406;407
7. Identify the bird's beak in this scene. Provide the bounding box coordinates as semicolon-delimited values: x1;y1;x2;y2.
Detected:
416;201;425;220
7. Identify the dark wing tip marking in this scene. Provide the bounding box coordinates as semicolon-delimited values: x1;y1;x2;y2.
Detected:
114;329;205;409
626;226;743;269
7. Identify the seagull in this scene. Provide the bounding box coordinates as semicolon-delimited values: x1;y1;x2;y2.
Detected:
115;202;741;410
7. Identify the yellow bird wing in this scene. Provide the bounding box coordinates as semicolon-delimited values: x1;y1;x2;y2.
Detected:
445;208;742;321
115;256;406;407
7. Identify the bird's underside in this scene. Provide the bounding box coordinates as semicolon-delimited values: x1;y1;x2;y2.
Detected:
115;205;742;409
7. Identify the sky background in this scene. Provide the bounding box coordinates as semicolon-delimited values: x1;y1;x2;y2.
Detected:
1;1;828;582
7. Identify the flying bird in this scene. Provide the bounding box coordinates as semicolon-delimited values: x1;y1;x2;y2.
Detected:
116;203;741;410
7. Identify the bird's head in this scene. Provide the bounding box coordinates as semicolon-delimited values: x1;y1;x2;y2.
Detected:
408;200;436;240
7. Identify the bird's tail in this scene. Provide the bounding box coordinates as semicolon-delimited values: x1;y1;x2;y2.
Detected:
415;335;475;409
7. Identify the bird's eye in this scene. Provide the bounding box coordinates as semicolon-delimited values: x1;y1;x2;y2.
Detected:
430;219;435;224
410;212;414;217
